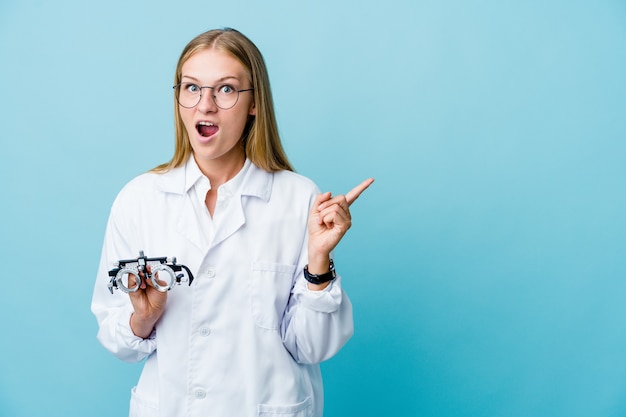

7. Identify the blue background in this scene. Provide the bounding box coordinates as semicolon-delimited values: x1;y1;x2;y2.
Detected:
1;0;625;416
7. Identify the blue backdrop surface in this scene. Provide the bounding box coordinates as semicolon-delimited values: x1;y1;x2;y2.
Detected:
1;0;626;416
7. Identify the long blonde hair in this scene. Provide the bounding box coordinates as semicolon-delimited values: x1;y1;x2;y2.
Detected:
153;28;293;173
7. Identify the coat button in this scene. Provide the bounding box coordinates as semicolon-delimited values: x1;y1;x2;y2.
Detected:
205;268;216;278
194;389;206;399
199;327;211;337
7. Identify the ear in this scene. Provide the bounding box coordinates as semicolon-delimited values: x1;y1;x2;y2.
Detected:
248;102;256;116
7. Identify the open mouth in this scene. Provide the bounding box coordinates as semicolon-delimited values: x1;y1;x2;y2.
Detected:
197;121;218;137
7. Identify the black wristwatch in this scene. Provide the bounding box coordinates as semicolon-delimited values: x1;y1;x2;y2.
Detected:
303;259;336;285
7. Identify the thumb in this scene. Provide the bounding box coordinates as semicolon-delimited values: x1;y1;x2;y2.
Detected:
311;191;332;214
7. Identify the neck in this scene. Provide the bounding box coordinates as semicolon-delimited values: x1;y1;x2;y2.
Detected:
194;152;245;188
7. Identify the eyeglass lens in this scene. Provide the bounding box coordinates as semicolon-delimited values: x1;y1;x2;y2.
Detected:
175;83;241;109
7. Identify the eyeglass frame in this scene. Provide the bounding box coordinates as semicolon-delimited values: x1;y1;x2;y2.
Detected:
172;82;254;110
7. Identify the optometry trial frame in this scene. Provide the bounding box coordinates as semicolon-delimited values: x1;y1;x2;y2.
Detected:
108;250;195;294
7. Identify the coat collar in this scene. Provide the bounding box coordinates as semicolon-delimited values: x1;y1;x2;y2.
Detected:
154;156;273;202
156;156;274;252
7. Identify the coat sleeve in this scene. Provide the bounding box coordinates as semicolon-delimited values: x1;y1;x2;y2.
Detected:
91;194;157;363
280;269;354;364
279;186;354;364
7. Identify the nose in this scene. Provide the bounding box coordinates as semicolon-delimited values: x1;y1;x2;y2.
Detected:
196;87;218;113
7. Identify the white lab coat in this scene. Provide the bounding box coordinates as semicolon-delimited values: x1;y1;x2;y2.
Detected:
91;157;353;417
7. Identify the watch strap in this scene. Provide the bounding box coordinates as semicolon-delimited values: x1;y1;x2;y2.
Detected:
303;259;336;285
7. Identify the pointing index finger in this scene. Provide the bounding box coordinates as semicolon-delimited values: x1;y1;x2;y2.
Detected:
346;178;375;206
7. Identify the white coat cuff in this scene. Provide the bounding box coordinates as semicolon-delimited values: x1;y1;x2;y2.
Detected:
115;308;157;359
295;275;344;313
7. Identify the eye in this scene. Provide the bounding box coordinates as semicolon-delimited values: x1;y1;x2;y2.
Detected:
217;84;235;95
183;83;200;93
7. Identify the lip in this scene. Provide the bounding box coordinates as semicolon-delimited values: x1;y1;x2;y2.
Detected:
195;120;219;143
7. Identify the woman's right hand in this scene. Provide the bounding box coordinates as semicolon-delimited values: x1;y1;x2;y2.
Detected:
128;266;168;339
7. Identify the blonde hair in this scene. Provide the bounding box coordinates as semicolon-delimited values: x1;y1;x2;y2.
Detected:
153;28;293;173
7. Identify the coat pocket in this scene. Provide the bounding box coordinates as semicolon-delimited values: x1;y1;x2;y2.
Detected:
128;386;158;417
258;396;313;417
250;262;297;330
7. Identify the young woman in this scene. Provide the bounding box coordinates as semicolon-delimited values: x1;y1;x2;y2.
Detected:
92;28;373;417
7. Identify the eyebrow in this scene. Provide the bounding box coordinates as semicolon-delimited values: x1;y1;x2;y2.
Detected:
181;75;240;84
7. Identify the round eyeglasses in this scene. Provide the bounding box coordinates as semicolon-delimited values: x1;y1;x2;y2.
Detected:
173;82;254;110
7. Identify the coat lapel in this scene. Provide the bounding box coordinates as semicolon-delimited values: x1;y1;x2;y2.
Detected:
211;196;246;248
210;164;273;249
176;194;209;251
155;163;209;252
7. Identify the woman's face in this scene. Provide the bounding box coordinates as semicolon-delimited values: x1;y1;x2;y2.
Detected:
178;48;255;173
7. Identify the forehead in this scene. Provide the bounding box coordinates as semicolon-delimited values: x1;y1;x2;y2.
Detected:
181;48;250;83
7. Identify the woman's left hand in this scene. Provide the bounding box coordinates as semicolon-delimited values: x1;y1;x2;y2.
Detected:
307;178;374;270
